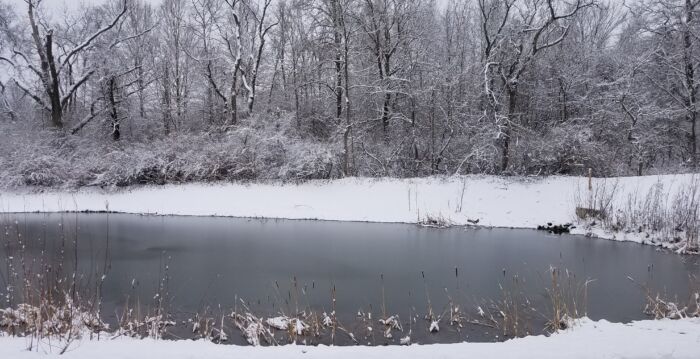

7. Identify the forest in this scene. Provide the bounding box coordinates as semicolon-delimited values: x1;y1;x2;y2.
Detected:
0;0;697;187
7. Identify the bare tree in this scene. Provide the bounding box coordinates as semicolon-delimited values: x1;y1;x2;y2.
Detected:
190;0;224;125
632;0;700;167
125;0;158;120
219;0;245;126
2;0;700;182
242;0;278;113
479;0;595;172
158;0;194;133
360;0;417;135
3;0;127;129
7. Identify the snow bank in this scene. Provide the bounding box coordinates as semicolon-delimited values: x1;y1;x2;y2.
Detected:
1;317;698;359
0;174;694;230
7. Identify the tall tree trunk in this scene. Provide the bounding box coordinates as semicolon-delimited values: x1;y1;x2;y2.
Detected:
268;56;280;106
229;77;238;127
380;48;391;134
174;36;183;122
205;80;213;125
162;62;172;135
247;0;276;114
342;8;353;176
430;89;436;173
685;0;697;166
501;85;517;172
292;53;300;127
136;60;146;118
332;0;343;121
108;77;120;141
45;32;63;128
381;93;390;133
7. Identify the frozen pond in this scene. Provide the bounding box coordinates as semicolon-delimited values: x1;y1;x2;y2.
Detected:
1;213;698;345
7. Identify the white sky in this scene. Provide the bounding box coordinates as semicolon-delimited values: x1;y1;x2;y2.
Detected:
5;0;163;13
6;0;450;14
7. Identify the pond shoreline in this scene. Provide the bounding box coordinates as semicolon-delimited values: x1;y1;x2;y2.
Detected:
0;209;691;255
1;317;699;359
1;174;697;253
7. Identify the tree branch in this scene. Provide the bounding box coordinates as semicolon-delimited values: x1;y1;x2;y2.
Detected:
12;78;50;111
59;0;128;73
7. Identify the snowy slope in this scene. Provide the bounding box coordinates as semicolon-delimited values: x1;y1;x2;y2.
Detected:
1;317;698;359
0;174;694;229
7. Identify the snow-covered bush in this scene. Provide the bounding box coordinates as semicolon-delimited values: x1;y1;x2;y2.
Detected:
16;155;71;187
276;143;336;181
0;298;108;338
0;113;342;189
511;123;611;176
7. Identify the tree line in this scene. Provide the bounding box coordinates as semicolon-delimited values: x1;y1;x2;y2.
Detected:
0;0;698;179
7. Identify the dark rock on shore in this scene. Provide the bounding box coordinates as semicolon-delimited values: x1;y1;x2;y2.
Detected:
537;223;575;235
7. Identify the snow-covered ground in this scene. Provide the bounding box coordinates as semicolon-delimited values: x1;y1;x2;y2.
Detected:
1;317;698;359
0;175;582;226
0;174;696;244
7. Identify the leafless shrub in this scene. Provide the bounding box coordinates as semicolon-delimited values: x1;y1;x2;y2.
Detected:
114;257;175;340
231;299;275;346
445;288;466;329
475;274;534;339
575;177;700;253
472;267;591;338
0;218;110;353
669;182;700;251
189;308;225;342
634;276;700;320
574;179;619;222
542;267;592;332
418;214;453;228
